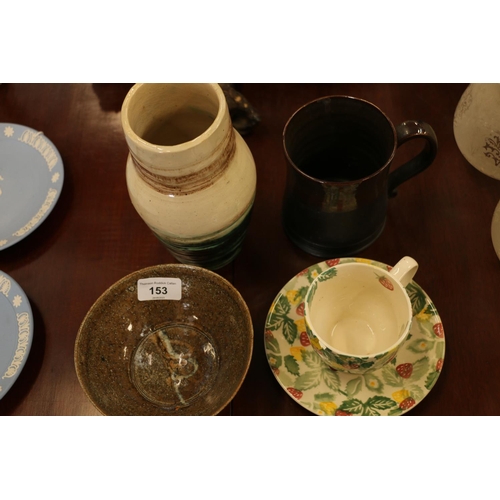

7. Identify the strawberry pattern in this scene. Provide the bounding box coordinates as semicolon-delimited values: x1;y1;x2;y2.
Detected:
376;273;395;291
396;363;413;378
264;258;446;416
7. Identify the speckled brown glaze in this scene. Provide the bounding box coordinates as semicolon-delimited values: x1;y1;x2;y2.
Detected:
74;264;253;415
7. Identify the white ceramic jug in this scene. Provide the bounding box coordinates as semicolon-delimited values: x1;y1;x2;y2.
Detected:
121;83;257;269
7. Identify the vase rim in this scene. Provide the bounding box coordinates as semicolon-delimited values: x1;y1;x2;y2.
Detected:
121;83;227;153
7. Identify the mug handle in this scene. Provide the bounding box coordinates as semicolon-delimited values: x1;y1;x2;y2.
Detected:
388;120;438;197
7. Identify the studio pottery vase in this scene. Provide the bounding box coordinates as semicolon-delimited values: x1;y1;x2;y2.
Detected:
121;83;257;269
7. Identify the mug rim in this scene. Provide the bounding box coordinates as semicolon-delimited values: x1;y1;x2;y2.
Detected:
283;95;398;185
304;262;413;359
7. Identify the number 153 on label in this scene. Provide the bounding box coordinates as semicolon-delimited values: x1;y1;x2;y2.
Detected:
137;278;182;301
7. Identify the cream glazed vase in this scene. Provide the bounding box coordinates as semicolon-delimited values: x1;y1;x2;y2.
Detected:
454;83;500;180
121;83;257;269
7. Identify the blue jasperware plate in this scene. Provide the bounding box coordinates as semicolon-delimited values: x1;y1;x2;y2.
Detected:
0;271;33;399
0;123;64;250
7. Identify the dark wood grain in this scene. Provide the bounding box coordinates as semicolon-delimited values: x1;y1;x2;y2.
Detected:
1;83;498;416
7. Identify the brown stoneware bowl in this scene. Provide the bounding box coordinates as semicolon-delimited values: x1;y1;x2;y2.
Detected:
74;264;253;415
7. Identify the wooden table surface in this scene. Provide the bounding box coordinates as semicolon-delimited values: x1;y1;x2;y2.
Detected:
1;83;499;416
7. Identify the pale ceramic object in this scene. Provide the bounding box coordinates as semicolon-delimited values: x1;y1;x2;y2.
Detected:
304;256;418;374
454;83;500;180
121;83;257;269
492;200;500;259
264;257;445;416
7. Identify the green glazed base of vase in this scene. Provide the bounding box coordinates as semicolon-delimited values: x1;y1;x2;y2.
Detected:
153;209;253;270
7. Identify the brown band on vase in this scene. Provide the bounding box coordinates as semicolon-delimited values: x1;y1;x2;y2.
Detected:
131;127;236;196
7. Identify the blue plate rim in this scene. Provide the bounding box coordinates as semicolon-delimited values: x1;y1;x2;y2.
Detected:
0;122;64;250
0;270;34;400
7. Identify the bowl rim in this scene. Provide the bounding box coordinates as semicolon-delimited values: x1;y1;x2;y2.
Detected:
74;263;254;416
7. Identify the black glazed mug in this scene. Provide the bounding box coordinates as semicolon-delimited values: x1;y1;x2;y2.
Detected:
282;95;438;257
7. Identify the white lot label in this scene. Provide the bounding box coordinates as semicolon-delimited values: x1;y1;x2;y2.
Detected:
137;278;182;301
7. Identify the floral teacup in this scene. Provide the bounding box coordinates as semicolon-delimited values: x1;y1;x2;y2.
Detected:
304;256;418;374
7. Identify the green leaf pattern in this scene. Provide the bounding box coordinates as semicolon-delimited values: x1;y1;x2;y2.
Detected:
346;377;363;398
284;355;300;376
406;282;427;316
267;295;290;330
264;258;446;416
282;317;298;344
295;371;322;391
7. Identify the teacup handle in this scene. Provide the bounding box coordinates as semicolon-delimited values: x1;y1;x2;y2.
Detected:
388;120;438;197
389;256;418;287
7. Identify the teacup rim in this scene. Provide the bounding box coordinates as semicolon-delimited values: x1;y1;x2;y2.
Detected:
303;261;413;359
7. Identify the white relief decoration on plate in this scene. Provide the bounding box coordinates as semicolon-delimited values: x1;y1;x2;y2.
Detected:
2;312;31;379
51;172;60;183
0;174;3;196
3;125;14;138
17;129;58;171
0;274;11;296
0;240;7;247
13;188;57;237
13;294;22;307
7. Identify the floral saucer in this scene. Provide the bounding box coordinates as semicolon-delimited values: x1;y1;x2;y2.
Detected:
264;258;445;416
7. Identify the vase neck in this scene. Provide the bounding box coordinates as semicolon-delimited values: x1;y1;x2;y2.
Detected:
130;126;236;195
122;83;236;195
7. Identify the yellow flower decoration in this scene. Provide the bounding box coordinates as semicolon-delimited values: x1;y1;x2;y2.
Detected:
286;290;301;305
268;356;279;368
294;318;306;332
416;308;431;322
355;258;372;264
330;360;349;371
309;336;322;351
366;377;380;389
418;341;428;350
392;389;410;403
310;270;319;279
319;401;337;415
290;346;305;361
